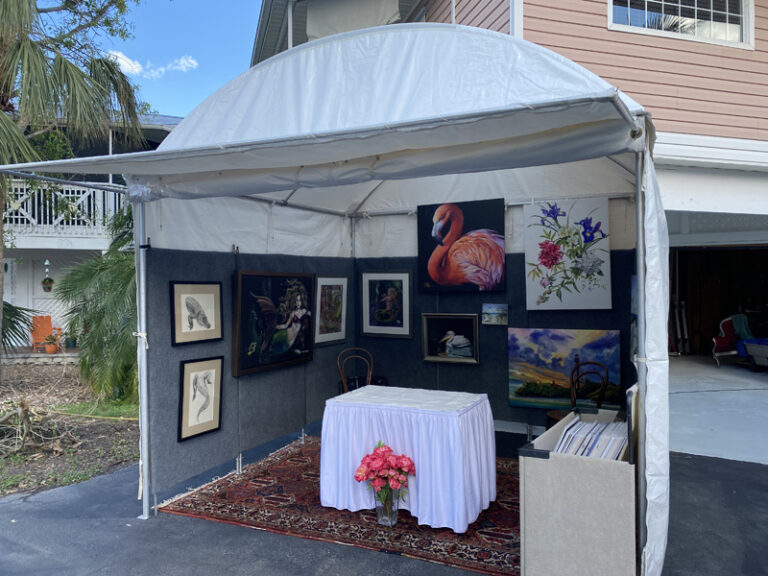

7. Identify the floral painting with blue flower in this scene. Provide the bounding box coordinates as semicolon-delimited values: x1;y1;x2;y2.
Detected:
524;198;612;310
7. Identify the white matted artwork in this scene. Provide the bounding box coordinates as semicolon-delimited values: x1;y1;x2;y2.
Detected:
179;356;222;441
524;198;612;310
171;282;223;345
315;277;347;344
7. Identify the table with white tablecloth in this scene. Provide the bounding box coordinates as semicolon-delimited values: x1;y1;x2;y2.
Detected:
319;385;496;533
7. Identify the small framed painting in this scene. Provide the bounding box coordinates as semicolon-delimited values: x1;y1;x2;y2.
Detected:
178;357;223;442
233;271;314;376
422;313;479;364
362;272;411;338
482;303;508;325
315;277;348;345
170;282;223;345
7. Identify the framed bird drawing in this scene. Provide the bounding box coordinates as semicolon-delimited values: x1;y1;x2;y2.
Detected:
417;198;506;292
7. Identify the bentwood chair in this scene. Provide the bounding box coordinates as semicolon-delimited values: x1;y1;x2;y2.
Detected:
337;347;374;394
546;356;609;429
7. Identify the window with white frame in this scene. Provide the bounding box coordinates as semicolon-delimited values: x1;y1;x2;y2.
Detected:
611;0;746;44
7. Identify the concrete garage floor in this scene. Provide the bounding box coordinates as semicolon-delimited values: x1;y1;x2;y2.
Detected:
664;355;768;576
2;359;767;576
669;355;768;465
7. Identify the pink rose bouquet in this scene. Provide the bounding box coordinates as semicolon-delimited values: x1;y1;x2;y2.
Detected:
354;441;415;507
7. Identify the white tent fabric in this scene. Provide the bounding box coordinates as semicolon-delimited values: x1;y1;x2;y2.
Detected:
0;23;668;575
643;153;671;576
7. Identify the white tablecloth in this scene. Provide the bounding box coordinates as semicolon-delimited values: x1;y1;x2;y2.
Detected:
320;385;496;533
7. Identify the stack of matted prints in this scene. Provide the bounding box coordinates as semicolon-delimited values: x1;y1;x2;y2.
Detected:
553;415;628;460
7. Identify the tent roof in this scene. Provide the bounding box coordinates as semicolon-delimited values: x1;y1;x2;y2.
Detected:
1;24;647;209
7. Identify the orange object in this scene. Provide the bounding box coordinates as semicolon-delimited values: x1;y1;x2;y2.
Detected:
31;316;61;352
31;316;52;352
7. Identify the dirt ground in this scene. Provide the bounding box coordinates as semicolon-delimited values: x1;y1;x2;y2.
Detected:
0;364;140;496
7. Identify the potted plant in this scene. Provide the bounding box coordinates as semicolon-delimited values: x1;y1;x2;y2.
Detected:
41;277;54;292
43;333;59;354
63;327;79;350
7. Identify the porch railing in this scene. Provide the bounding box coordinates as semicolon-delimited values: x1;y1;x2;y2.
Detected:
4;178;124;238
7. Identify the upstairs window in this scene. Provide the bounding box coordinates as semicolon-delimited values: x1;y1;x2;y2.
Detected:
611;0;747;45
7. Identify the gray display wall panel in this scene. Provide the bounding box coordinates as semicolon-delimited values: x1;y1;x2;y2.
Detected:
146;248;632;492
355;251;635;427
146;249;237;491
146;249;353;492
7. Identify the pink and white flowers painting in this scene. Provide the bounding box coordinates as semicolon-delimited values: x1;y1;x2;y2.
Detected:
524;198;612;310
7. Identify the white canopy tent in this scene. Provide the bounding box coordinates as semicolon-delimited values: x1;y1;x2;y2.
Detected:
0;24;669;575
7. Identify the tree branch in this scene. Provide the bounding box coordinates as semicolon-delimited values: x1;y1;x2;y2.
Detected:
37;4;68;14
46;1;121;46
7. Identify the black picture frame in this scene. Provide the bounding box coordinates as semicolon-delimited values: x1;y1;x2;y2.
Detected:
315;276;348;345
422;313;479;364
361;271;412;338
178;356;223;441
233;271;314;376
417;198;506;292
170;282;223;345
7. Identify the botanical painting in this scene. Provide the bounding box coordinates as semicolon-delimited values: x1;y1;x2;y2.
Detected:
315;277;347;345
422;313;479;364
417;198;506;292
178;356;222;441
524;198;612;310
170;282;223;345
362;272;411;337
233;272;314;376
507;328;621;409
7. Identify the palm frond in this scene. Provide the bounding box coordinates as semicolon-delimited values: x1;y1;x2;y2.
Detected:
2;37;56;125
0;112;38;164
89;57;145;147
2;300;36;350
52;53;109;145
56;247;137;400
107;204;134;251
0;0;36;40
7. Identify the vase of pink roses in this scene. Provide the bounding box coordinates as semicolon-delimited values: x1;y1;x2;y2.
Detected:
354;441;415;527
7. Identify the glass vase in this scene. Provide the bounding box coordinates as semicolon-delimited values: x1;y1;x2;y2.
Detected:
375;488;400;527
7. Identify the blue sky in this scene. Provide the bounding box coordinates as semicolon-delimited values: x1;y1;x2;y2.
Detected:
102;0;262;119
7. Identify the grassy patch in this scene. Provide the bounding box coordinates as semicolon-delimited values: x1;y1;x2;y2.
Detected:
52;401;139;420
0;470;32;493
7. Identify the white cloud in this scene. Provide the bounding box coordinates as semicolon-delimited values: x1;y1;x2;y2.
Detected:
108;50;143;75
167;56;199;73
107;51;199;80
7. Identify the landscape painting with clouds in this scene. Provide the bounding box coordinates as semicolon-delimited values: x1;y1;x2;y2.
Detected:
508;328;621;409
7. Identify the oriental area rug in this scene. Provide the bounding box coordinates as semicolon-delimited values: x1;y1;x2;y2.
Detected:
159;436;520;576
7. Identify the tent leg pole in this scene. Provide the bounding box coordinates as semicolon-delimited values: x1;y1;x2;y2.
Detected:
635;151;648;564
134;201;151;520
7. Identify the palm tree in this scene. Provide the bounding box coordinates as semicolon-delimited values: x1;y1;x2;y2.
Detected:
55;207;137;401
2;300;35;350
0;0;143;362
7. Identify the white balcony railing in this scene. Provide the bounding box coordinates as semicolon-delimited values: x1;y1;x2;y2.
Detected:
4;178;124;240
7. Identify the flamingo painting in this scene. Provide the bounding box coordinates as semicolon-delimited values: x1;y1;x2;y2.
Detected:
424;201;505;291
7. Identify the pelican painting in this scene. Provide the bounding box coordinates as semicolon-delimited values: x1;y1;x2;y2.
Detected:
422;313;479;364
418;198;506;292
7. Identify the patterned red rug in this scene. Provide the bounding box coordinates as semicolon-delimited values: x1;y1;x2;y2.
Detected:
159;436;520;575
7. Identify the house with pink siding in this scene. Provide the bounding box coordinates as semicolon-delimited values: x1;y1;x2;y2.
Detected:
253;0;768;354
